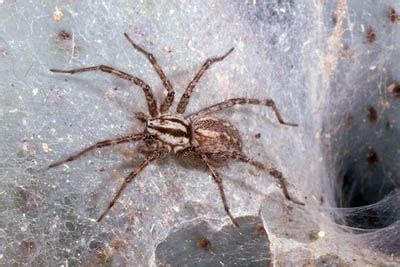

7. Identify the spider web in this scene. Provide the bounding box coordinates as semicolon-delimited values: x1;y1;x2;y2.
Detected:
0;0;400;266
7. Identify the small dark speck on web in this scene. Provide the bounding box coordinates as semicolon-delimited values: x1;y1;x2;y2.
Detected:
89;240;105;250
57;30;72;40
365;26;376;44
89;239;108;263
388;83;400;98
388;8;399;23
308;231;320;241
255;133;261;139
367;148;378;165
16;187;39;210
367;106;378;122
197;237;211;250
56;29;78;54
344;112;353;127
19;239;37;255
331;12;338;25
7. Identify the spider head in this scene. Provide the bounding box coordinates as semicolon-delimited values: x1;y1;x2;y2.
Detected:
144;114;191;152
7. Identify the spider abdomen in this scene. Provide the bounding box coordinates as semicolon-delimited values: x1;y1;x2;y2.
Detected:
191;116;243;155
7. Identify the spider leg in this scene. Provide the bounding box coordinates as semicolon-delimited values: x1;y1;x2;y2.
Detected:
188;98;298;126
176;48;234;114
200;154;239;227
232;152;305;206
97;150;162;222
50;65;158;117
124;33;175;114
49;133;145;168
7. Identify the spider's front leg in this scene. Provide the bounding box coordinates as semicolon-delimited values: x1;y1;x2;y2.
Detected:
176;47;234;114
124;33;175;113
49;133;145;168
50;65;159;117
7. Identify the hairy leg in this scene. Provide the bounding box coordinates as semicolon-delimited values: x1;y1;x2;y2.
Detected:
124;33;175;113
188;98;298;126
49;133;145;168
200;154;239;227
50;65;158;117
231;152;305;205
176;48;234;114
97;150;162;222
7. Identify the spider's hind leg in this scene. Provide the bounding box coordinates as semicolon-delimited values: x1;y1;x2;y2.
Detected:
188;98;298;127
97;150;163;222
200;154;240;227
232;152;305;206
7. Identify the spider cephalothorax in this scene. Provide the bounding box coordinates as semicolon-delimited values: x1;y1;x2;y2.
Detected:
49;33;304;227
144;113;191;153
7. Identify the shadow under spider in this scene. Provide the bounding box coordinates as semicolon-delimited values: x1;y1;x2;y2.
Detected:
49;32;304;227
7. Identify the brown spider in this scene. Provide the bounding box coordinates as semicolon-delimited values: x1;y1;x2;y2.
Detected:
49;33;304;227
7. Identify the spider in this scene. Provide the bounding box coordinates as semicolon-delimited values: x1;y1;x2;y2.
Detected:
49;33;304;227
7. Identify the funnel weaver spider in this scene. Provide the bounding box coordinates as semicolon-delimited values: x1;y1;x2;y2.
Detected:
49;33;304;227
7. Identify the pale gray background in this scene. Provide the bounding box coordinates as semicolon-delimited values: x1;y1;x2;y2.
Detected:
1;0;399;266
